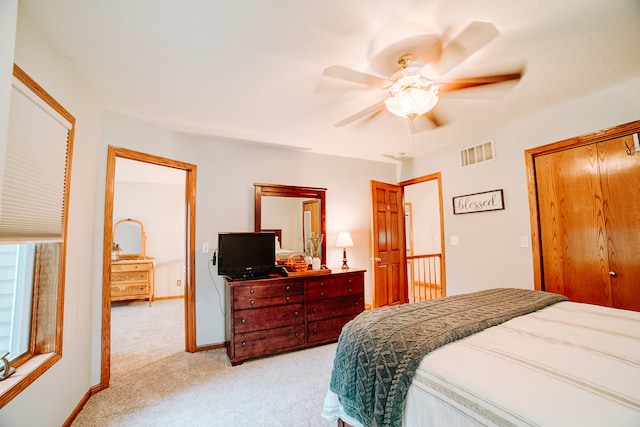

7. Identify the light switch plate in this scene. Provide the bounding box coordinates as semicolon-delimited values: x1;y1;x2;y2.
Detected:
450;236;459;246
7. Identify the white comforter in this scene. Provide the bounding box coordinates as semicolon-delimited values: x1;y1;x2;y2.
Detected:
323;301;640;426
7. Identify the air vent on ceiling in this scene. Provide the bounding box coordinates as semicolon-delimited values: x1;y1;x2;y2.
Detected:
460;140;494;167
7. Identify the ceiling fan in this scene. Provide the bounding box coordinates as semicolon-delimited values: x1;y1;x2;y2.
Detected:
323;22;523;130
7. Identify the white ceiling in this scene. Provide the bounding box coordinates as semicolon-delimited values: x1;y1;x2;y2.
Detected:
21;0;640;163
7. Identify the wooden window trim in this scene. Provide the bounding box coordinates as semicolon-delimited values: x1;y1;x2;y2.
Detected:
0;65;74;408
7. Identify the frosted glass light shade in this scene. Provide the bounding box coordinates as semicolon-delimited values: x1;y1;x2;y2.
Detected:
385;74;439;118
336;232;354;248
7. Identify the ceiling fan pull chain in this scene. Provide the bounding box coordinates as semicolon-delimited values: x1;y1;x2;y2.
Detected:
408;116;416;151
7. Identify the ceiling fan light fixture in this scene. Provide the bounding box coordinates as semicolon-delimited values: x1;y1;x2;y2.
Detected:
385;74;439;119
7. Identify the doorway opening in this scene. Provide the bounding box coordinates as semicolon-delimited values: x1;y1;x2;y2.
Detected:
370;173;445;308
100;146;197;389
401;173;446;302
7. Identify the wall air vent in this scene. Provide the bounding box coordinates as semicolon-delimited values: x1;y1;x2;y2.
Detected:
460;140;495;167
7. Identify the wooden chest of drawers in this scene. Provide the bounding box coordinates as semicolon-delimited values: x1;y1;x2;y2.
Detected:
111;259;155;305
225;269;365;365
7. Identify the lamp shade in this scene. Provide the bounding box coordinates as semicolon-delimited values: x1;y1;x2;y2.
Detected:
336;232;354;248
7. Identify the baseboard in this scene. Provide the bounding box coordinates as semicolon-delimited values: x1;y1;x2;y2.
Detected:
62;388;91;427
195;342;226;352
154;295;185;301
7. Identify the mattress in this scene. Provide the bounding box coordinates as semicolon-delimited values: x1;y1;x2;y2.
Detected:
322;301;640;426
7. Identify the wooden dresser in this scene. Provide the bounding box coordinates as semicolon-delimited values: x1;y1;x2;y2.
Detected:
225;269;365;365
111;259;155;305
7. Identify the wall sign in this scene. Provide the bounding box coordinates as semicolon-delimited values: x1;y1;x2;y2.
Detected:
453;189;504;214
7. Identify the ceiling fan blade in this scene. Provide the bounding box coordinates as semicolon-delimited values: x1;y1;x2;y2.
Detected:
434;22;500;76
323;66;392;89
334;99;387;127
439;71;522;94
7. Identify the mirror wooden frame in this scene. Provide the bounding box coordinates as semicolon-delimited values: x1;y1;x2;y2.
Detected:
254;183;327;265
113;218;146;259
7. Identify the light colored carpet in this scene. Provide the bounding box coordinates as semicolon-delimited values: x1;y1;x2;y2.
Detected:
72;299;337;427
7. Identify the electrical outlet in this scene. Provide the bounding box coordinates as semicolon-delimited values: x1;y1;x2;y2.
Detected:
177;279;182;286
202;242;210;253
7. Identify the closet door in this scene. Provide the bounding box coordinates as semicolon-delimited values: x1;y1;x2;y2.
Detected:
598;135;640;311
535;144;610;306
536;135;640;311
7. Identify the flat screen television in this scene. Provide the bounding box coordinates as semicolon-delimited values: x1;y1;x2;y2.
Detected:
217;232;276;279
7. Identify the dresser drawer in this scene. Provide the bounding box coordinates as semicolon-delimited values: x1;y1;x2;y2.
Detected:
234;281;304;309
335;273;364;297
307;277;337;300
233;324;305;359
307;273;364;300
111;270;149;284
307;313;359;344
111;283;149;298
112;262;152;273
234;303;303;333
307;294;363;321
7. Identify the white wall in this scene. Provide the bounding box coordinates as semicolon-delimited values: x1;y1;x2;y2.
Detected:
0;4;104;426
404;180;441;255
113;181;186;297
401;76;640;297
101;111;397;346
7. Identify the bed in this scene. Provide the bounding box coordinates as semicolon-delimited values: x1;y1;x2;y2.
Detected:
321;288;640;427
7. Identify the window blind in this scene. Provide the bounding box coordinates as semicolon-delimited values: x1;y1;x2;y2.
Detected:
0;77;72;242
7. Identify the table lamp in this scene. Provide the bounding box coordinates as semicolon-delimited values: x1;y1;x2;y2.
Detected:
336;232;354;269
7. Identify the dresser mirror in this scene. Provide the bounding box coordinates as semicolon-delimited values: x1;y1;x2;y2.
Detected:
114;218;147;259
254;183;327;265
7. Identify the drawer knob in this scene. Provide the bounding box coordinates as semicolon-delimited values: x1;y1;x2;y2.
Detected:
320;292;325;297
250;300;255;305
348;288;352;293
294;311;299;316
320;282;325;287
294;332;299;337
286;296;290;302
241;341;246;347
313;308;317;313
241;318;246;324
250;289;255;294
312;329;317;334
286;285;290;291
348;279;352;284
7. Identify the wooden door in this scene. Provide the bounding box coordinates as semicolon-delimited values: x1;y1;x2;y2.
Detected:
536;135;640;310
371;180;407;308
535;144;609;305
598;135;640;311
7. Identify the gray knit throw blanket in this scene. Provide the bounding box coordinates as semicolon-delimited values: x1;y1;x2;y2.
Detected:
328;288;568;427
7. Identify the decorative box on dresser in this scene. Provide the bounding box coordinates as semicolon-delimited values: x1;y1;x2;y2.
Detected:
111;259;155;305
225;269;365;365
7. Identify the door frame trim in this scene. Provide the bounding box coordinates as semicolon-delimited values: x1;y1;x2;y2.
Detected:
100;145;197;390
525;119;640;290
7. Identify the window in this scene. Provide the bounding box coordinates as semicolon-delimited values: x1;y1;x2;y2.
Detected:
0;244;35;360
0;64;74;406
